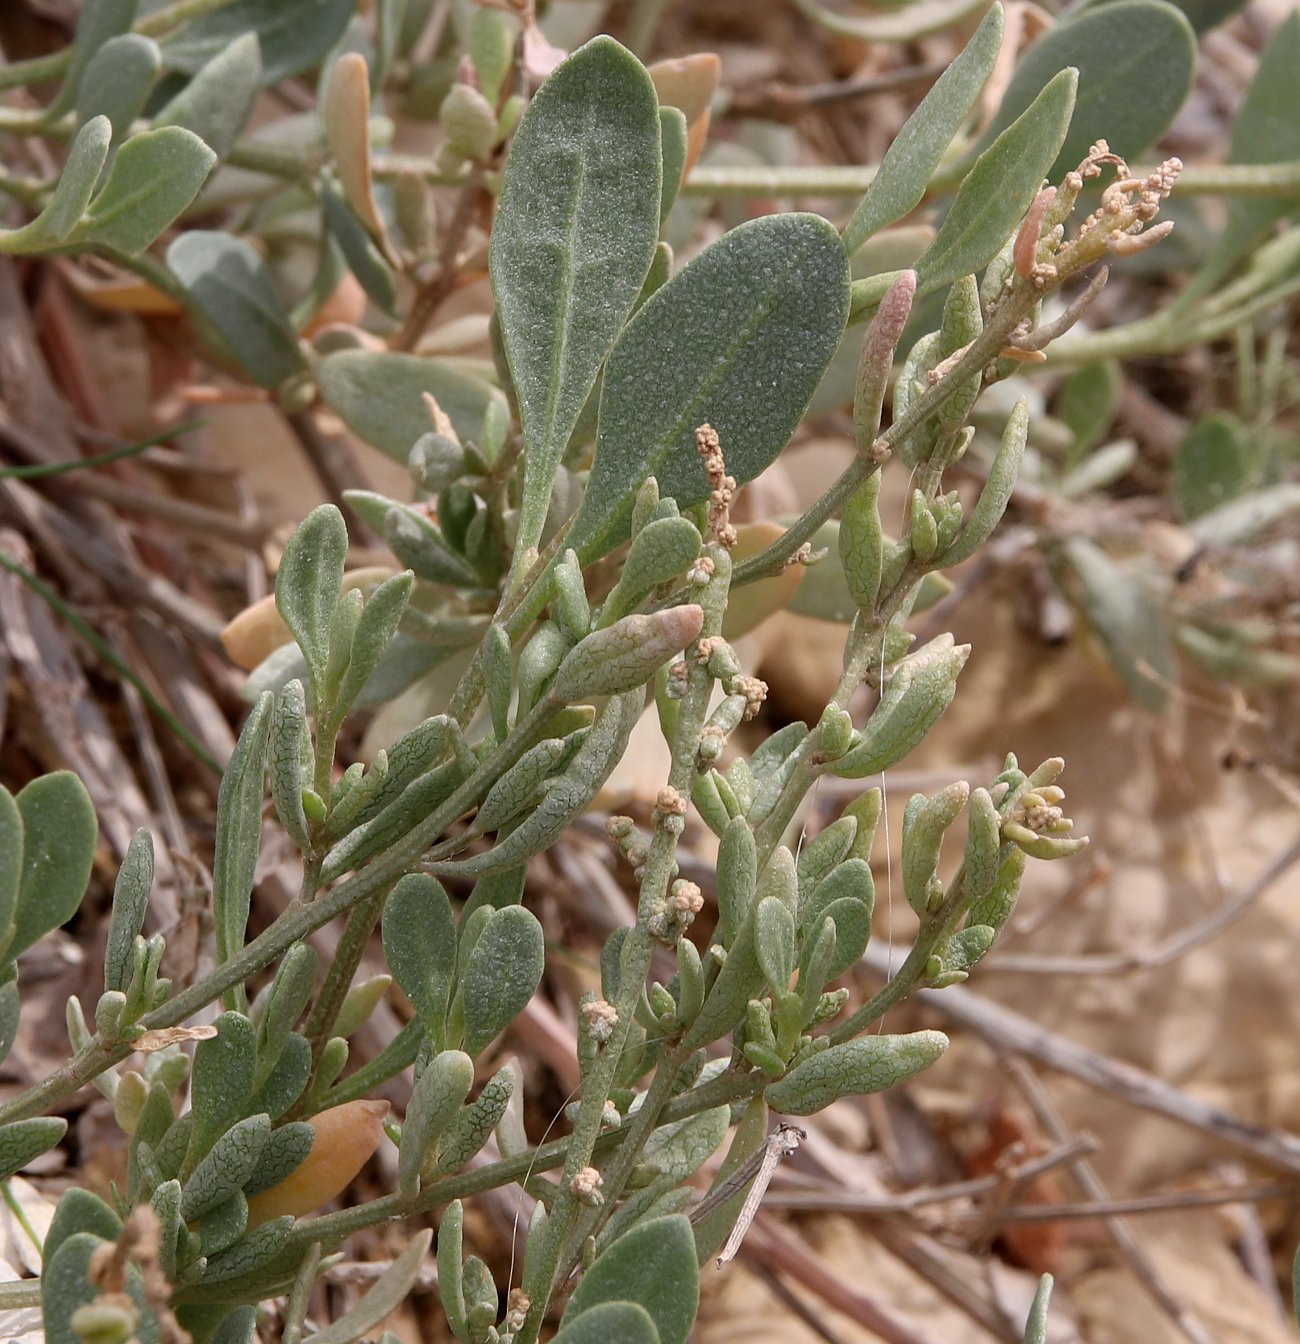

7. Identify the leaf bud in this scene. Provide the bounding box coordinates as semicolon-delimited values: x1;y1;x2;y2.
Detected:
551;550;592;644
815;705;855;761
552;606;704;701
70;1305;137;1344
854;270;916;453
630;477;661;537
937;273;983;433
902;782;970;916
908;490;940;563
408;432;465;495
439;83;499;160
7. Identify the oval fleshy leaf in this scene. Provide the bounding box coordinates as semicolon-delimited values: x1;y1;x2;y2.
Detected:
764;1031;949;1115
571;213;850;559
274;505;348;689
168;231;305;390
382;873;457;1040
552;1302;660;1344
74;127;216;254
563;1215;698;1344
9;772;96;962
153;31;262;160
75;33;160;141
461;906;544;1057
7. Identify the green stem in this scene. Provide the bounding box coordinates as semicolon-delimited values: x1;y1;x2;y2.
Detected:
1048;271;1300;365
0;0;241;93
679;160;1300;200
279;1062;764;1255
300;890;387;1078
724;275;1036;595
319;1017;423;1109
516;548;727;1344
560;1042;691;1270
1;1179;44;1256
0;1278;41;1309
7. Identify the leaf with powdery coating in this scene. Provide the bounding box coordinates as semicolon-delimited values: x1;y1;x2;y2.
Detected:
490;36;662;567
75;127;216;254
563;1216;699;1344
764;1031;949;1115
552;607;704;701
843;5;1003;254
571;213;849;560
461;908;544;1057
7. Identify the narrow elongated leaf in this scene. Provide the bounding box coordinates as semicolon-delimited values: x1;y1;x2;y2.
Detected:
75;127;216;254
642;1106;729;1182
563;1215;698;1344
324;52;385;238
213;694;273;968
974;1;1194;183
916;69;1077;294
104;829;154;995
168;231;305;389
335;572;414;717
1185;11;1300;298
843;4;1003;254
490;36;662;563
161;0;356;86
303;1230;433;1344
154;31;262;160
9;772;96;961
764;1031;949;1114
322;184;399;315
76;33;160;141
571;213;850;559
316;350;506;462
22;116;112;248
274;505;348;690
1059;538;1173;712
1023;1275;1054;1344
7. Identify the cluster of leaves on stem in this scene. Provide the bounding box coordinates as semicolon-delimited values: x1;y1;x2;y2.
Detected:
2;1;1282;1341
